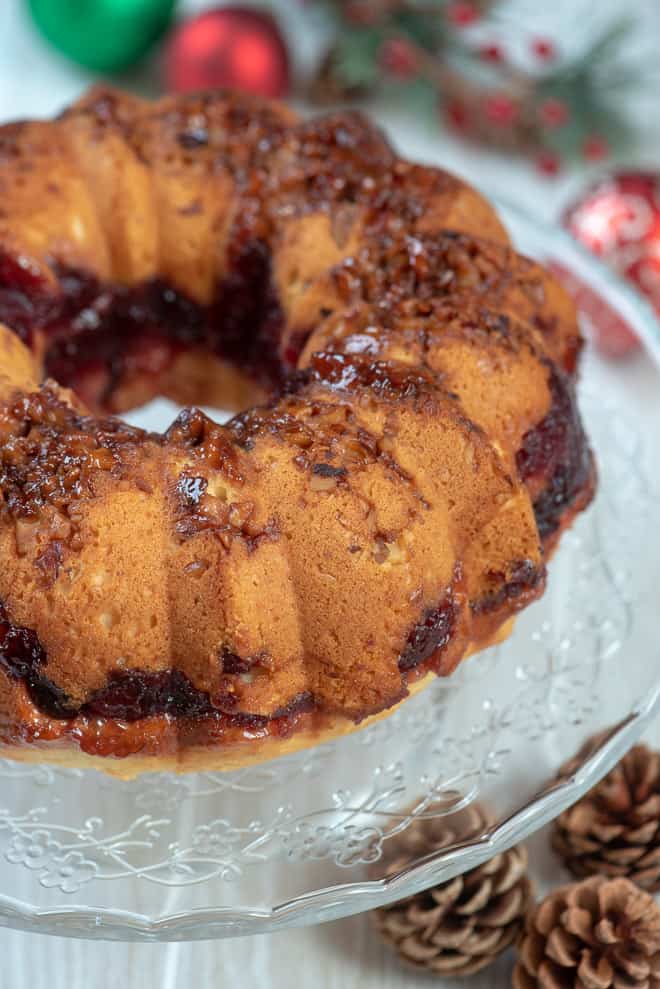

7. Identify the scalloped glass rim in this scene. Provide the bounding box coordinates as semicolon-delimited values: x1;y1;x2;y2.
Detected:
2;686;660;942
0;201;659;942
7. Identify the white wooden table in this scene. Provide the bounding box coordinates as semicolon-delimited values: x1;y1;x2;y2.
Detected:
0;0;659;984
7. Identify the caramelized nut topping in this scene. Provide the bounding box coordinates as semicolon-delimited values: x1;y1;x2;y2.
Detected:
0;385;148;520
165;408;243;478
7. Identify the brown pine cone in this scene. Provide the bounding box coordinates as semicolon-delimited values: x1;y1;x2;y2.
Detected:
513;875;660;989
552;744;660;891
371;802;532;975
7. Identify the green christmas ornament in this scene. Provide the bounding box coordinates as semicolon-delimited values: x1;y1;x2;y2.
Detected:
28;0;178;73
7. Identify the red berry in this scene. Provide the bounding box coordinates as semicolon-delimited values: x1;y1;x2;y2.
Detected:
344;1;379;25
445;99;469;131
538;98;569;128
531;37;557;60
535;150;561;176
483;93;517;125
446;2;479;27
582;135;609;161
379;38;418;79
479;43;503;63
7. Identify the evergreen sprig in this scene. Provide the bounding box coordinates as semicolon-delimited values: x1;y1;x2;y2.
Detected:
310;1;642;170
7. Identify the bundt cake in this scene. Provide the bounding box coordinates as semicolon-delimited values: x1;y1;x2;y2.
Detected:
0;87;595;775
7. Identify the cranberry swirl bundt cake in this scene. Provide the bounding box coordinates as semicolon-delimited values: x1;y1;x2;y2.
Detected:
0;87;595;775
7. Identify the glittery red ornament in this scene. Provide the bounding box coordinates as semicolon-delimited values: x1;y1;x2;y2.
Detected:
165;6;290;98
563;172;660;355
560;173;660;357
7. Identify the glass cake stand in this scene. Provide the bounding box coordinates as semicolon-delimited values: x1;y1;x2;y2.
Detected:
1;202;660;942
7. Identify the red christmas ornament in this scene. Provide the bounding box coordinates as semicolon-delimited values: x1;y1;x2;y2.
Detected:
562;172;660;356
165;7;290;98
379;38;418;79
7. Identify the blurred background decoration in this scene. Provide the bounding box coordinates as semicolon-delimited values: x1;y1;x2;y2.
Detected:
27;0;290;93
164;6;290;95
12;0;660;356
24;0;653;173
307;0;638;174
28;0;178;72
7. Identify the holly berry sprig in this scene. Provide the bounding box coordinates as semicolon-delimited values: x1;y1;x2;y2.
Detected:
309;1;641;175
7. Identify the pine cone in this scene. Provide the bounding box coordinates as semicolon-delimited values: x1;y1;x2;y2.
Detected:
552;744;660;891
371;801;532;975
513;876;660;989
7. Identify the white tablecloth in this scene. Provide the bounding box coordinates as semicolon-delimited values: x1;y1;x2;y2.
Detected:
0;0;659;984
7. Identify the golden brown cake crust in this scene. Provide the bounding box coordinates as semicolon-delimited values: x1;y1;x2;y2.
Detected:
0;88;595;774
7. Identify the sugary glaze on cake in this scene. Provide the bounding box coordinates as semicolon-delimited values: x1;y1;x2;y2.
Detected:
0;88;595;774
